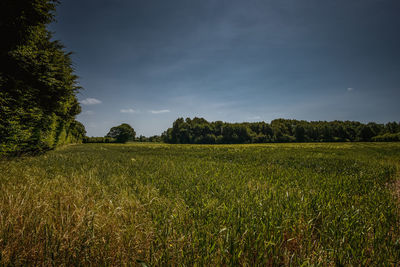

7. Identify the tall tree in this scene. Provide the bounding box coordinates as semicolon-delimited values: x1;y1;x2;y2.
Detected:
106;124;136;143
0;0;84;155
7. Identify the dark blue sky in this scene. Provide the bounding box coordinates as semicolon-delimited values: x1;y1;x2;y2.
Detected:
50;0;400;136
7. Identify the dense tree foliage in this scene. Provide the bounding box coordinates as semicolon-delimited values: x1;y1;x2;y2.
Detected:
163;118;400;144
83;134;161;143
83;137;115;143
137;135;162;142
106;123;136;143
0;0;85;155
372;133;400;142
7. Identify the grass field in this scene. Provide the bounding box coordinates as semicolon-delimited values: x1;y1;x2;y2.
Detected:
1;143;400;265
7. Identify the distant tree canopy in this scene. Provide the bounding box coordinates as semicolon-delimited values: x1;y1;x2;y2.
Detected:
83;134;161;144
162;118;400;144
106;124;136;143
0;0;85;155
137;135;162;143
83;136;115;144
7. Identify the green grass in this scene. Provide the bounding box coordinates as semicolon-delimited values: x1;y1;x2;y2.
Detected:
1;143;400;265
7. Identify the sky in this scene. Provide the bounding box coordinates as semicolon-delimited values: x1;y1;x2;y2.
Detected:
49;0;400;137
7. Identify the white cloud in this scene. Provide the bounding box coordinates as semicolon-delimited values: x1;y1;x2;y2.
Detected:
81;98;102;105
120;108;137;113
82;110;94;115
347;88;354;92
150;109;170;114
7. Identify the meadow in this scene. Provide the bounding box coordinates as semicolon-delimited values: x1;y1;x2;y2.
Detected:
1;143;400;265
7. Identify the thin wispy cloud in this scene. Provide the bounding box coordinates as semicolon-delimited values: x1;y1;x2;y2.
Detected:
120;108;137;113
347;88;354;92
81;98;102;105
150;109;170;114
82;110;94;115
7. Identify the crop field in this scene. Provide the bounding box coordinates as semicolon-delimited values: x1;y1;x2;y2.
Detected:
1;143;400;265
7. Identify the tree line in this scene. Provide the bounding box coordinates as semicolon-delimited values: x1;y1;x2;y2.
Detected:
83;135;162;144
162;118;400;144
0;0;85;155
83;123;162;143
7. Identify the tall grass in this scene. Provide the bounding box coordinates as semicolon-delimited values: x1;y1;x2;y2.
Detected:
1;143;400;265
